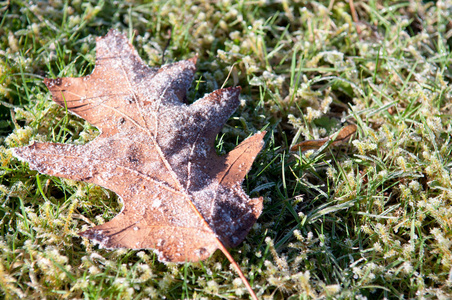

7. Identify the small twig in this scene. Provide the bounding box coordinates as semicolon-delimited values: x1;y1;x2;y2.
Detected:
161;27;172;65
349;0;361;35
291;124;357;152
221;63;238;89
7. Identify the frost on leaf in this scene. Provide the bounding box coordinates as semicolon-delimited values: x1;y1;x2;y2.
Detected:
12;30;265;263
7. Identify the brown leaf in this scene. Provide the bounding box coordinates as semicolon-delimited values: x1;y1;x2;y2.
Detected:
291;124;357;152
12;30;265;299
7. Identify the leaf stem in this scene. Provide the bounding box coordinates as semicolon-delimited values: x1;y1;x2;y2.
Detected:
217;240;258;300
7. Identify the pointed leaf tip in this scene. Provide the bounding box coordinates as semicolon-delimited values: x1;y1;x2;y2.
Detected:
218;131;266;188
187;56;198;65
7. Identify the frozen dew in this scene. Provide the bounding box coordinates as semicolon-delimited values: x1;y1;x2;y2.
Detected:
151;198;162;208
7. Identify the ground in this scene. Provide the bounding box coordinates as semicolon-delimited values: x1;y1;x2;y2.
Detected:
1;0;452;299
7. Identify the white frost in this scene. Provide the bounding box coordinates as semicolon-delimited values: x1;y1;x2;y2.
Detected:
152;198;162;208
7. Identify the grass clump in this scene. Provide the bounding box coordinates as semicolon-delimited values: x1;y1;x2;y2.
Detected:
1;0;452;299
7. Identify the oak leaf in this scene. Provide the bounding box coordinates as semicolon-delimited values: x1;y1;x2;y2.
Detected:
12;30;265;298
